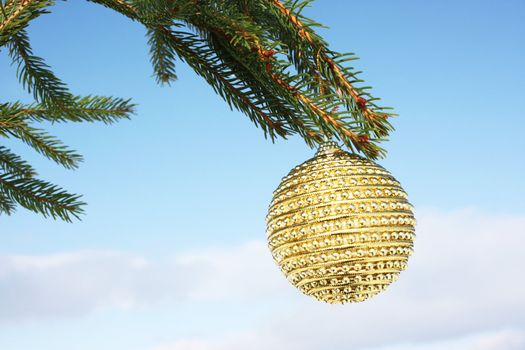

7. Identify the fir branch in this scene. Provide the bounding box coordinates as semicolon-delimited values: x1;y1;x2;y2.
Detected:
91;1;297;139
167;28;290;139
185;9;324;133
0;0;35;33
1;1;133;221
7;0;395;160
267;0;394;138
0;145;36;178
1;121;83;169
87;0;137;20
0;191;16;215
0;0;53;47
205;32;324;144
188;10;369;154
7;28;73;107
0;0;400;222
0;173;84;221
1;96;135;124
147;26;178;85
113;0;383;155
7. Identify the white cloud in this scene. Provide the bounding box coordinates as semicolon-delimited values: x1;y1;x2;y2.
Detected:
363;329;525;350
0;250;166;320
154;339;223;350
149;208;525;350
173;241;287;300
152;329;525;350
0;241;287;321
1;208;525;350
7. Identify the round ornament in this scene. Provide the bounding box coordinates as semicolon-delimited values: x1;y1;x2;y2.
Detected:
266;141;415;304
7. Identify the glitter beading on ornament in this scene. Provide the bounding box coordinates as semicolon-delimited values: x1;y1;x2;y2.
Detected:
266;141;415;304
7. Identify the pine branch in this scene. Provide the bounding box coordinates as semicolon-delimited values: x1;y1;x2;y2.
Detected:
0;0;399;222
1;96;135;124
167;28;290;139
4;0;395;159
6;28;73;107
0;191;16;215
2;121;83;169
205;32;324;144
187;8;374;155
167;4;340;145
0;0;53;47
0;105;83;169
0;145;36;178
91;1;298;140
266;0;394;137
0;95;134;220
134;1;389;158
0;173;84;221
87;0;137;20
147;26;178;85
0;1;135;221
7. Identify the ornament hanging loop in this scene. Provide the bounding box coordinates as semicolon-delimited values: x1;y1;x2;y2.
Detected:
316;140;341;156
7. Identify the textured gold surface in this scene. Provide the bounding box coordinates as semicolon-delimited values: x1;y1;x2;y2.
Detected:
266;141;415;304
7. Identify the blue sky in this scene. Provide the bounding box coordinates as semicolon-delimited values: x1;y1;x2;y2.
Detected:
1;1;524;350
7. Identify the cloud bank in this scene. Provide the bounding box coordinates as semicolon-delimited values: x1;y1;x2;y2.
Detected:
1;208;524;349
153;329;525;350
0;241;286;321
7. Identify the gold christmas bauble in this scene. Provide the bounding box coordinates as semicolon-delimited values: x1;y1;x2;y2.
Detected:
266;141;415;304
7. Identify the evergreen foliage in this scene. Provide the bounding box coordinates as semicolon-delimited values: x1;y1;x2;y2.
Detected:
1;0;395;221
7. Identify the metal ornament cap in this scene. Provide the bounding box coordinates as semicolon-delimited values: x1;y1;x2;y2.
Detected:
266;141;415;304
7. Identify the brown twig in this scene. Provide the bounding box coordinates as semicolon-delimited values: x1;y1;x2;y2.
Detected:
0;0;34;34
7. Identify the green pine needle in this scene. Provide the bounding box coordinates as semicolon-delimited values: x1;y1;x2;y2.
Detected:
1;0;397;221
